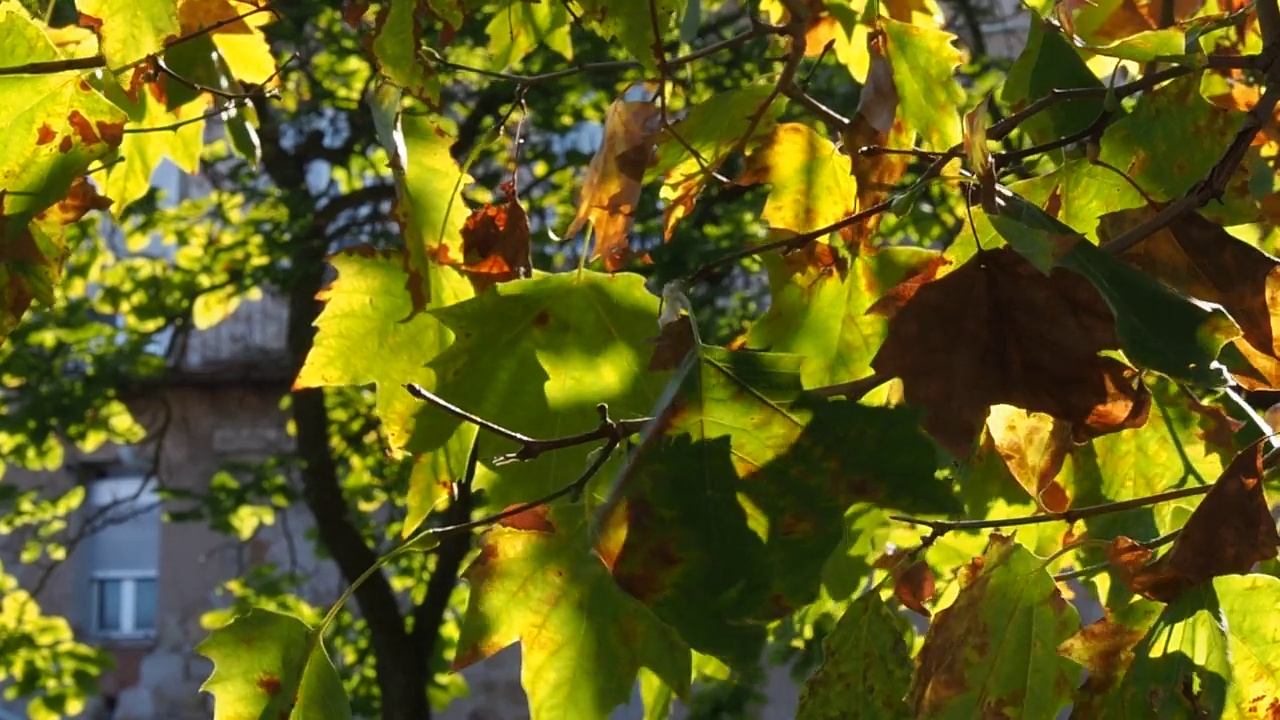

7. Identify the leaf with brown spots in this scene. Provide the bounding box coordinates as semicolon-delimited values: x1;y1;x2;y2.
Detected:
457;196;532;293
871;247;1151;458
0;4;128;231
454;506;691;719
613;346;957;666
197;608;351;720
1106;209;1280;391
1098;75;1255;223
907;534;1082;719
1097;575;1280;718
985;405;1072;513
1058;599;1162;718
1116;440;1279;602
796;592;912;720
564;92;661;271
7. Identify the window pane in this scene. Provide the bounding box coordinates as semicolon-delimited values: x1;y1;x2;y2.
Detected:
134;579;157;631
97;580;122;632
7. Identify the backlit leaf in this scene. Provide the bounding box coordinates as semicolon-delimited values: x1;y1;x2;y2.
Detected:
577;0;679;70
75;0;179;69
650;84;781;239
565;92;660;271
197;608;352;720
414;271;668;507
879;18;966;151
796;592;911;720
453;506;691;720
737;123;855;238
907;534;1081;719
485;0;573;70
748;244;941;391
293;247;474;535
1002;16;1104;146
371;0;440;103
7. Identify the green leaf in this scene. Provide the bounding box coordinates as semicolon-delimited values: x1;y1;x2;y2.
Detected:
796;591;912;720
293;247;474;536
738;123;856;237
748;246;941;391
99;76;206;215
485;0;573;70
453;507;691;720
1059;240;1240;386
0;3;127;230
197;608;352;720
880;18;966;151
650;83;781;238
613;347;958;665
907;535;1082;719
1002;159;1145;242
416;271;669;507
1083;28;1189;63
1099;575;1280;718
371;86;471;299
371;0;441;103
577;0;678;70
1063;377;1226;556
1099;76;1250;219
75;0;179;70
1002;16;1104;146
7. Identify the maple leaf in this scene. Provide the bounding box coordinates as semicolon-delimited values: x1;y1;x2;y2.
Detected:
564;93;660;272
457;196;532;293
1110;209;1280;391
795;592;912;720
1057;599;1162;718
907;534;1081;719
1111;440;1279;602
871;247;1151;458
738;123;855;239
453;506;691;719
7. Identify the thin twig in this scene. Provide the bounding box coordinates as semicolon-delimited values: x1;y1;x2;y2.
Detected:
404;383;648;463
891;483;1212;536
122;98;253;135
807;373;890;400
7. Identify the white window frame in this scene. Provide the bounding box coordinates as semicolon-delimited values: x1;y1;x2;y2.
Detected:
90;569;158;640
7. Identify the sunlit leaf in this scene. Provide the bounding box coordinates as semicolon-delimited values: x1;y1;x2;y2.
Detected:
738;123;856;238
454;506;691;720
197;608;352;720
879;18;966;151
75;0;179;69
907;534;1081;718
485;0;573;70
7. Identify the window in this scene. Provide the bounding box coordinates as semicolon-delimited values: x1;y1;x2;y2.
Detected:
86;476;160;639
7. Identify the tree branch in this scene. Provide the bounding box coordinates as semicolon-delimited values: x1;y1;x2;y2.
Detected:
404;383;647;464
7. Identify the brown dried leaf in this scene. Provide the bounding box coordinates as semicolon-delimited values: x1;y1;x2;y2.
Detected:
1058;612;1151;718
458;197;531;293
864;254;949;319
840;33;909;246
36;177;112;227
985;405;1072;513
1121;441;1279;602
871;247;1151;458
1110;209;1280;390
565;94;660;272
648;315;695;371
893;559;935;617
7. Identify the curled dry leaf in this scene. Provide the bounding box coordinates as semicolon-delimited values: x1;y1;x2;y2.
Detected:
565;93;660;272
1114;440;1279;602
458;195;531;293
892;559;935;617
648;314;695;372
984;405;1072;513
870;247;1151;458
840;33;910;246
1107;209;1280;390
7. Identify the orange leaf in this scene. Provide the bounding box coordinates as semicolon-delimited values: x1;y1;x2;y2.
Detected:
565;93;660;272
458;196;531;293
893;559;935;617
